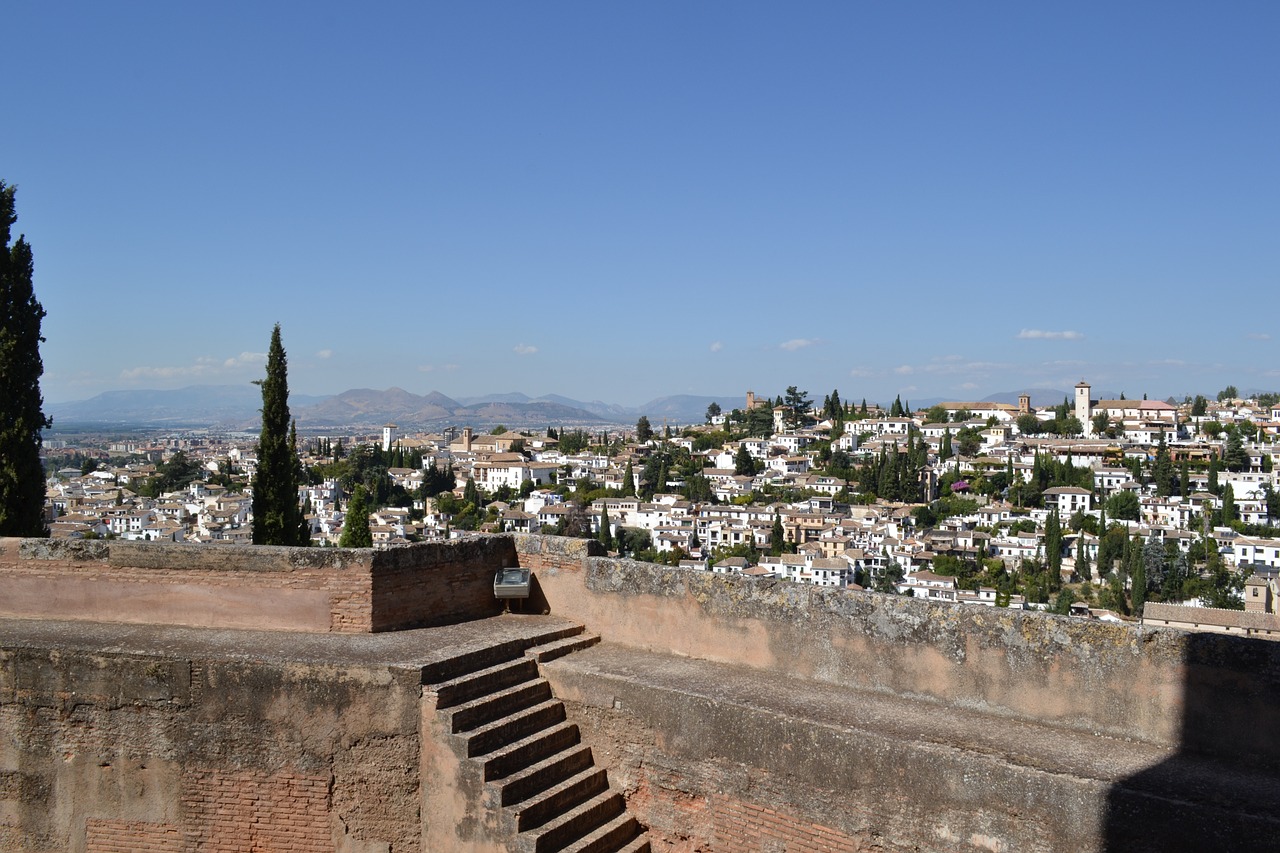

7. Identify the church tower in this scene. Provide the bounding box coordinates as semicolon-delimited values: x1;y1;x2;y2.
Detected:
1075;382;1092;435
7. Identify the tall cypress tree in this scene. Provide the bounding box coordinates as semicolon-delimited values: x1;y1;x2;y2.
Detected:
340;484;373;547
252;324;307;545
0;182;51;537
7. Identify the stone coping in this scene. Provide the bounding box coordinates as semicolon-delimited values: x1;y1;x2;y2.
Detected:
0;613;581;671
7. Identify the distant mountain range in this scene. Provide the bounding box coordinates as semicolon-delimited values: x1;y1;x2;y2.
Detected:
46;386;742;430
46;385;1147;431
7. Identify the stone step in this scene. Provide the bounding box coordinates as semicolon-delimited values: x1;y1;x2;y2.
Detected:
609;833;651;853
483;721;581;782
515;766;609;832
433;656;539;710
524;632;601;664
522;789;625;853
448;678;553;734
467;699;567;758
500;744;595;807
419;623;585;685
559;813;645;853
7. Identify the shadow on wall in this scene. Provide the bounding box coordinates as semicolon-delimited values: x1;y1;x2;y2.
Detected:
1104;630;1280;851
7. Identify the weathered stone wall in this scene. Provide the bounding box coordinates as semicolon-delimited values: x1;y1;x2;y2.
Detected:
513;535;1280;760
0;536;514;633
0;624;423;852
4;535;1279;852
513;535;1280;852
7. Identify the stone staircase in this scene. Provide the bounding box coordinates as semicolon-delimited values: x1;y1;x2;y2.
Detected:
423;623;651;853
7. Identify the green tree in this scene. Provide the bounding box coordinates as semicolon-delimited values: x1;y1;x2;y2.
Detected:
1191;395;1208;417
598;504;613;550
1017;413;1041;435
783;386;812;429
705;401;721;423
636;416;653;443
1224;429;1249;472
0;181;51;537
939;429;953;461
1044;509;1063;583
1217;385;1238;403
1076;532;1091;582
770;513;786;556
1105;490;1140;521
622;461;635;496
339;484;372;547
1222;483;1237;524
1153;432;1174;496
734;444;756;476
252;325;308;545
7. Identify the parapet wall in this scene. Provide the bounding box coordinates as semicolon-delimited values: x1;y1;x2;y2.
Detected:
511;534;1280;766
0;536;517;633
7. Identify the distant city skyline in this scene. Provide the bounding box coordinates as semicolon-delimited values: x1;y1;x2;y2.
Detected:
6;2;1277;406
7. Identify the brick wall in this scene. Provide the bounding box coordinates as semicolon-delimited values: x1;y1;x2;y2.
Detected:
0;537;519;634
711;797;861;852
85;819;182;853
181;769;331;853
367;536;517;631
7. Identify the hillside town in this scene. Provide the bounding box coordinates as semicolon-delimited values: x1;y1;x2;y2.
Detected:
41;382;1280;637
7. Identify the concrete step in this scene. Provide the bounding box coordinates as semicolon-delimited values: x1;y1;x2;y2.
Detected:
448;677;553;734
433;656;539;709
522;789;625;853
559;812;645;853
500;744;595;807
467;699;567;758
483;721;581;782
515;766;609;832
525;632;601;664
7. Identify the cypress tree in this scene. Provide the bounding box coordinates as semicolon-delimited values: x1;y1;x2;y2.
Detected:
0;181;51;537
1044;509;1063;589
622;461;635;496
340;484;372;547
770;513;786;556
598;504;613;551
252;324;307;545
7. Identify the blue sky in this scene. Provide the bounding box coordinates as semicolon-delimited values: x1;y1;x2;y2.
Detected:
6;2;1277;407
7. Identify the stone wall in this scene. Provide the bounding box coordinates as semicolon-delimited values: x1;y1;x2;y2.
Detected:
0;624;423;852
512;534;1280;760
0;536;514;633
4;534;1279;852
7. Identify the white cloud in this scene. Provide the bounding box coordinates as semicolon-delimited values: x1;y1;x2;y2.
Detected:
418;363;458;373
893;365;915;375
223;351;266;369
1248;332;1272;341
710;341;724;353
960;382;979;390
513;344;538;356
121;352;265;381
779;338;817;351
1017;329;1084;341
316;349;333;359
849;367;875;378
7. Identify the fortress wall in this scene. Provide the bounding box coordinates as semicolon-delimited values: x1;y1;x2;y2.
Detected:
0;537;513;633
512;535;1280;762
0;635;423;852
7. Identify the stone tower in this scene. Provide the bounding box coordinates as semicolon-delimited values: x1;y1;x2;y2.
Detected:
1075;381;1093;435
